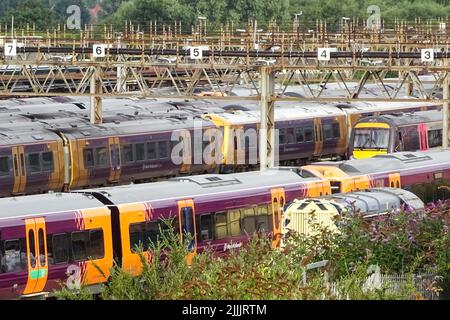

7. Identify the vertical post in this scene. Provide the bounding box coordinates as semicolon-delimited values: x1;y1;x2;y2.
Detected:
444;58;449;149
259;66;276;171
116;35;125;93
90;67;103;124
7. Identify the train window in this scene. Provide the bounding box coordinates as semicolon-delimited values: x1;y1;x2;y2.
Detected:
158;141;168;159
323;124;334;140
83;148;94;168
295;128;304;143
214;212;228;239
180;207;195;252
71;231;89;261
38;229;46;266
199;214;213;241
28;229;36;268
402;129;420;151
228;210;241;237
27;153;41;173
287;128;295;144
88;229;105;260
147;142;157;160
129;223;145;251
41;152;54;172
255;206;270;233
135;143;146;161
241;208;256;235
304;126;313;142
51;233;70;264
95;147;108;166
242;135;248;152
0;156;10;176
428;129;442;148
180;207;195;236
122;144;134;163
333;123;340;138
279;128;287;145
13;155;18;176
3;239;26;272
145;222;160;247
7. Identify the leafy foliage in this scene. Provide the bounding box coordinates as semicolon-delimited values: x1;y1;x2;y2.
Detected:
56;203;449;300
1;1;450;30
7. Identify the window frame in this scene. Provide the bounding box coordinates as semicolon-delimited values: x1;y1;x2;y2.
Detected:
0;155;11;176
27;152;42;173
134;143;146;162
51;233;70;265
83;148;95;168
71;231;89;262
41;151;54;172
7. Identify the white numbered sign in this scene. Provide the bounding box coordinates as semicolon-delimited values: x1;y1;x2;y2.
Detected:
4;42;16;56
190;46;203;59
421;49;434;62
93;44;107;58
318;48;331;61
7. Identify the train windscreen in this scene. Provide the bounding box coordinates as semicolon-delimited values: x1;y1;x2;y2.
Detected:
353;128;389;150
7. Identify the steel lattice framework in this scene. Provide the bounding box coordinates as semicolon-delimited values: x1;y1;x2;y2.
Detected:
1;22;450;170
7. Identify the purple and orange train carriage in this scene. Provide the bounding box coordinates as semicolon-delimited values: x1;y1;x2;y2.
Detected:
0;149;449;299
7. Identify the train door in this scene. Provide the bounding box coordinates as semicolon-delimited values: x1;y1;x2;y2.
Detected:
418;124;429;151
270;188;285;248
177;200;197;264
108;137;121;183
313;118;323;157
23;218;48;296
388;173;401;188
12;146;26;194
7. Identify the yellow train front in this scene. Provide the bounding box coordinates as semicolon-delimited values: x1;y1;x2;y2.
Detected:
281;188;424;245
348;110;442;159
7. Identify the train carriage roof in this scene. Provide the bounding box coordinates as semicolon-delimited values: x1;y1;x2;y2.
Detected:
84;168;322;205
55;116;216;139
317;149;450;175
205;105;345;125
356;109;442;126
0;192;104;218
335;100;442;114
0;124;63;144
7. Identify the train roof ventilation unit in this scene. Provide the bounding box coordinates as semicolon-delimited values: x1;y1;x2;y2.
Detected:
170;175;242;187
32;135;44;141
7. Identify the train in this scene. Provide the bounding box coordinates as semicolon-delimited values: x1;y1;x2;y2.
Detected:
0;149;449;299
349;109;442;159
281;187;425;242
303;149;450;202
0;95;442;197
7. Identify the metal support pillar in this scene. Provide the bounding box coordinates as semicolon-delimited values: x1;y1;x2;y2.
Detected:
90;67;103;124
444;59;449;149
259;66;275;171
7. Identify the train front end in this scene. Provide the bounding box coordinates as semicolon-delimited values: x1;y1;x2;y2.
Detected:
349;122;392;159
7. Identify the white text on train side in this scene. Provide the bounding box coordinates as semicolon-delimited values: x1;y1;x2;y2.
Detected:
223;241;243;251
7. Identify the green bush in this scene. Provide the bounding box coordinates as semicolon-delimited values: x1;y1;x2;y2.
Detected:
56;204;449;300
